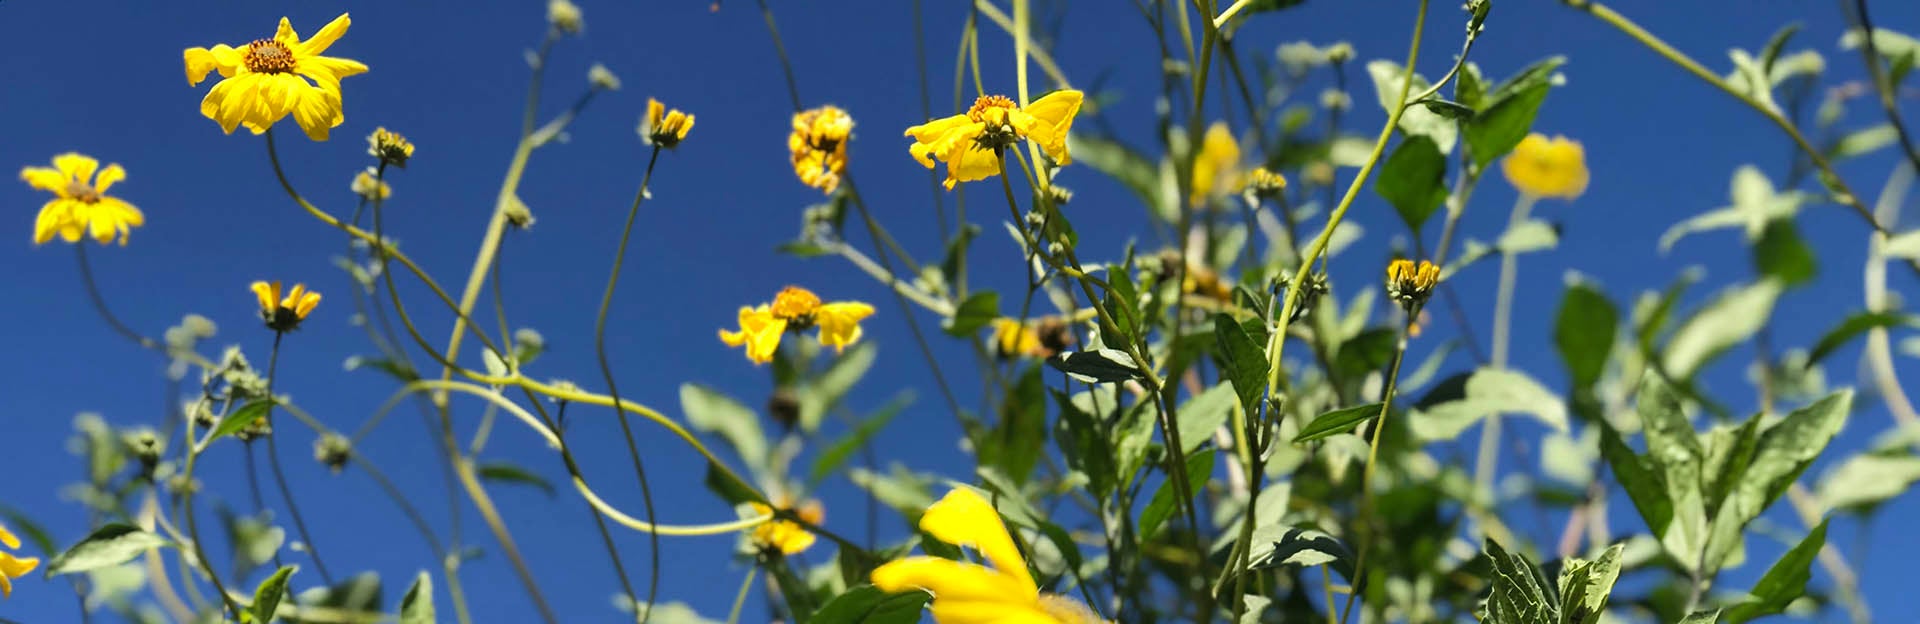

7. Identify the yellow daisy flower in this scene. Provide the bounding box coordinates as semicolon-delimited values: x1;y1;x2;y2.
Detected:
0;523;39;599
252;281;322;332
718;286;875;365
791;105;854;194
643;98;695;148
1190;121;1241;207
991;318;1045;360
1385;258;1440;311
1501;133;1589;200
872;488;1106;624
1242;167;1288;199
20;153;146;245
351;168;391;200
905;90;1083;189
184;14;369;141
367;127;414;168
748;499;824;556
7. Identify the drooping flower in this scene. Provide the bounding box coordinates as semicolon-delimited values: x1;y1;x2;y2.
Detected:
0;523;39;599
367;127;414;168
20;153;146;245
252;281;322;332
872;488;1107;624
1242;167;1288;199
718;286;875;364
184;13;369;141
642;98;695;148
748;499;824;556
790;105;854;194
1190;121;1241;207
905;90;1083;189
351;168;390;201
1385;259;1440;312
1501;133;1589;200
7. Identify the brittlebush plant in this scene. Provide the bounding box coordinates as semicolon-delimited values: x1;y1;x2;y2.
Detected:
11;2;1920;624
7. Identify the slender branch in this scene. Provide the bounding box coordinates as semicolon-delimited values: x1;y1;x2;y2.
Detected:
74;244;157;350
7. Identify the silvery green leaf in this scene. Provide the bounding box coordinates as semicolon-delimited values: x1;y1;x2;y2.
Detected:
1815;453;1920;513
1662;280;1784;379
1411;368;1568;442
1659;166;1803;253
1048;349;1144;384
1497;219;1559;255
1367;60;1457;152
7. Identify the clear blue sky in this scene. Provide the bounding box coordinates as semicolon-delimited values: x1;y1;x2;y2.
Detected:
3;1;1917;622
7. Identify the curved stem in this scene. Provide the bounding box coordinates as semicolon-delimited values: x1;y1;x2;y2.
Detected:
262;330;336;586
353;454;475;624
453;457;559;623
1339;335;1410;624
74;244;156;350
1846;0;1920;178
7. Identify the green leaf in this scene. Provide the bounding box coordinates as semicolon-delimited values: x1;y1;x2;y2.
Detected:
1841;27;1920;68
1177;383;1237;455
1483;538;1559;624
811;585;931;624
1724;520;1827;624
1557;543;1624;624
810;392;910;486
1367;60;1457;152
1245;525;1354;580
1497;219;1559;255
1599;419;1673;538
1375;136;1449;231
1466;56;1565;168
984;367;1049;482
704;462;766;506
399;571;436;624
45;523;172;576
1758;23;1802;75
1805;311;1920;366
1815;453;1920;513
800;341;878;433
1052;389;1117;497
939;224;980;289
1828;123;1899;160
1662;280;1785;379
1555;279;1618;390
680;384;769;474
1419;98;1475;120
1679;611;1723;624
1047;349;1144;384
1702;391;1851;570
212;400;277;443
0;506;58;556
1884;230;1920;261
1752;221;1816;287
1294;402;1386;443
251;566;297;624
1660;166;1804;253
1334;328;1398;382
776;241;838;258
1212;314;1270;418
1410;368;1568;441
943;291;1001;337
1139;449;1214;539
476;462;555;497
1633;374;1711;570
344;356;420;382
1455;62;1487;109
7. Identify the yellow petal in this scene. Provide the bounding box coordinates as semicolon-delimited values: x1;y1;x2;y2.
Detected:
929;599;1059;624
19;166;66;195
0;525;18;550
274;16;301;46
919;488;1036;593
290;83;343;141
815;301;875;353
252;281;281;314
33;201;68;244
298;56;370;96
53;153;98;186
295;292;322;319
183;46;242;84
0;570;10;598
1022;90;1083;129
943;145;1002;189
86;205;119;245
906;114;974;142
99;197;145;228
297;13;352;56
871;557;1035;603
200;74;252;134
93;164;126;194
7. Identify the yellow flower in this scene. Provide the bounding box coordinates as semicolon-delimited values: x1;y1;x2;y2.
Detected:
872;488;1106;624
791;105;854;194
19;153;145;245
0;523;39;599
1190;121;1241;206
252;281;322;332
548;0;584;35
351;168;391;200
905;90;1083;190
748;499;823;556
183;14;368;141
1243;167;1288;199
1385;258;1440;311
718;286;875;364
1501;133;1589;200
643;98;695;148
368;127;414;168
991;318;1045;360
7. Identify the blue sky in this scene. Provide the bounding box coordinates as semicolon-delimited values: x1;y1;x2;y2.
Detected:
3;1;1918;622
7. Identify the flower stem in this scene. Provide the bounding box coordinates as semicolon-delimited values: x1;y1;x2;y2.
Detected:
1474;194;1535;502
73;243;156;350
1338;333;1411;624
262;329;336;586
353;454;475;624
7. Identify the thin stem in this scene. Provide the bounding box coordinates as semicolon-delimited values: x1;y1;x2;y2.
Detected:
1338;333;1412;624
1475;195;1536;499
354;455;474;624
178;426;243;619
725;567;759;624
1845;0;1920;176
241;443;286;572
74;244;156;350
843;175;969;426
755;0;804;111
262;330;336;586
453;458;559;623
593;146;666;624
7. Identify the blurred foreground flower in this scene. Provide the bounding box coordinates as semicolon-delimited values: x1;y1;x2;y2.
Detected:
719;286;874;364
20;153;145;245
991;317;1074;360
748;499;823;555
351;168;391;200
873;488;1106;624
183;13;368;141
1190;121;1241;206
906;90;1083;189
0;523;38;598
643;98;695;148
368;127;414;168
791;105;854;194
252;281;322;332
1501;133;1589;200
548;0;584;35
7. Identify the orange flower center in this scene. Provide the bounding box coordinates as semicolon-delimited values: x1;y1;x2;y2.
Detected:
770;286;822;321
966;95;1018;125
62;180;100;203
244;40;296;74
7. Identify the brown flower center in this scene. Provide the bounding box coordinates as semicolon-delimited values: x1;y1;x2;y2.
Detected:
63;180;100;203
966;95;1018;125
244;39;296;74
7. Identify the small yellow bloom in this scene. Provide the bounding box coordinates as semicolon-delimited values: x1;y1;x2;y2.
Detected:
1243;167;1288;199
368;127;414;168
1501;133;1589;200
748;499;823;556
991;318;1046;360
252;281;322;332
1385;258;1440;311
548;0;584;35
19;153;146;245
184;14;369;141
790;105;855;194
1190;121;1241;206
351;168;391;201
872;488;1106;624
0;523;39;599
905;90;1083;190
719;286;875;364
643;98;695;148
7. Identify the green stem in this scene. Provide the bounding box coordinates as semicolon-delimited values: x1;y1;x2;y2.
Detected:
74;244;156;350
1338;334;1411;624
263;330;337;586
353;454;474;624
1474;195;1535;499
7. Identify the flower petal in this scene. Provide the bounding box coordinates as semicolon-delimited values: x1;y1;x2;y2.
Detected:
19;167;66;195
200;74;252;134
93;164;126;194
919;488;1036;594
815;301;875;353
906;114;973;142
297;13;351;56
943;145;1002;189
52;153;98;187
871;557;1034;603
274;16;301;47
252;282;281;315
290;83;343;140
0;525;18;550
929;599;1059;624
